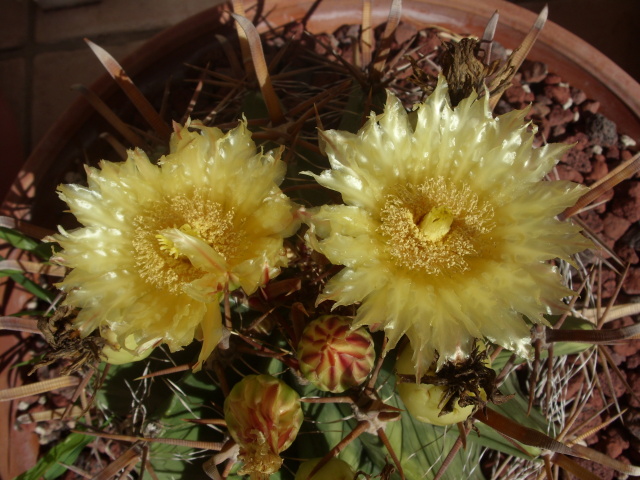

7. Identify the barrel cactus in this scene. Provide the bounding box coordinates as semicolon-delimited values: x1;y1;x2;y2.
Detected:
4;2;639;480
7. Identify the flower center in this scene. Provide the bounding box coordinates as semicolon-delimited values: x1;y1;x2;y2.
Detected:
378;177;494;275
156;224;202;259
132;190;245;293
418;206;454;242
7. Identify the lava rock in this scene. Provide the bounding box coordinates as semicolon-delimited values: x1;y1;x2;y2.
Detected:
585;113;618;147
611;181;640;223
579;210;603;233
623;267;640;295
520;60;547;83
586;156;608;182
602;213;631;241
544;84;571;106
563;149;592;173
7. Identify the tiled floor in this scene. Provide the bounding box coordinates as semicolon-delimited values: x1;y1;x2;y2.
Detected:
0;0;638;169
515;0;640;83
0;0;225;154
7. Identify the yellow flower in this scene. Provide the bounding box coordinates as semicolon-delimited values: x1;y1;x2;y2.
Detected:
306;77;590;377
53;120;299;369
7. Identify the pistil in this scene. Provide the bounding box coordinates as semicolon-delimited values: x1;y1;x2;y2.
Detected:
418;206;454;242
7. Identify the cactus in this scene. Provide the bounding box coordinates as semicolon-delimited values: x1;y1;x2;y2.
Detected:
4;2;640;480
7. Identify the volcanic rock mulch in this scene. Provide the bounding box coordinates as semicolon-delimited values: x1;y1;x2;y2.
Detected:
471;42;640;480
496;59;640;479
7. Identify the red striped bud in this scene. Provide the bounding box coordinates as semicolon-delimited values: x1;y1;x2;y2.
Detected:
297;315;375;393
224;374;303;478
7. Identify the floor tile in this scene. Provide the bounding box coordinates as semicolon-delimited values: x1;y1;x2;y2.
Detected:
36;0;225;43
0;0;30;50
31;40;143;147
0;58;27;146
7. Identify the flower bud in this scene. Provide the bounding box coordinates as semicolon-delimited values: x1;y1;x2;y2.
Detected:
395;343;489;426
224;374;303;477
101;331;154;365
297;315;375;393
295;457;356;480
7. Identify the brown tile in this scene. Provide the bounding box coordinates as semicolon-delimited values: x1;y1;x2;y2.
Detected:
0;58;27;145
0;0;30;50
0;58;27;200
516;0;640;81
36;0;224;43
35;0;101;11
31;41;143;147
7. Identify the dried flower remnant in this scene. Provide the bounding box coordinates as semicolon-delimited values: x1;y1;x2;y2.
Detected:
34;306;106;374
412;7;547;109
224;374;303;478
395;342;495;426
53;120;299;369
306;76;591;377
296;315;375;393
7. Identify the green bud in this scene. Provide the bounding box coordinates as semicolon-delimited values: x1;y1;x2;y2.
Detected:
395;343;488;426
101;332;154;365
295;457;356;480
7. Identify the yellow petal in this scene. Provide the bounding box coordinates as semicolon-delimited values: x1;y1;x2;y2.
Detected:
193;303;224;372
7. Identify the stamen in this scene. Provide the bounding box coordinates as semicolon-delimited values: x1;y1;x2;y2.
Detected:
156;233;181;259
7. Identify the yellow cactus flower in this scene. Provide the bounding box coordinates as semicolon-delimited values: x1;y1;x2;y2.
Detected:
53;120;299;369
306;77;590;377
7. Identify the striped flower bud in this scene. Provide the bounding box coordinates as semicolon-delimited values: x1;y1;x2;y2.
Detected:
297;315;375;393
224;375;303;478
295;457;356;480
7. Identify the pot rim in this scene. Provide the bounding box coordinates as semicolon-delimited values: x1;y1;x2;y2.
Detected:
3;0;640;217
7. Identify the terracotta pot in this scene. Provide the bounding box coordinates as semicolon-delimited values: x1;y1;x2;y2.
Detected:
2;0;640;477
3;0;640;227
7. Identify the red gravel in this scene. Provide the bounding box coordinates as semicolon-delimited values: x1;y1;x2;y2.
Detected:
478;46;640;480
